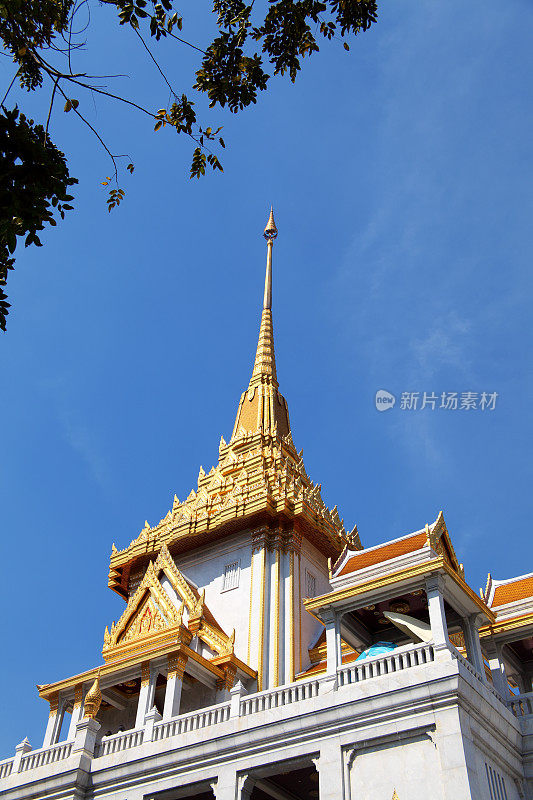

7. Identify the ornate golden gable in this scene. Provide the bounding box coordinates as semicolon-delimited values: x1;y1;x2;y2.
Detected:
103;544;233;663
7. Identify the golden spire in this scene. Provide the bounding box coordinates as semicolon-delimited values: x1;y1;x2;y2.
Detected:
231;209;290;440
250;207;278;389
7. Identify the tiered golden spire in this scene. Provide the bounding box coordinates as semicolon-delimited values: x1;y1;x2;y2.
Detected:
107;210;350;598
231;208;290;439
249;207;278;388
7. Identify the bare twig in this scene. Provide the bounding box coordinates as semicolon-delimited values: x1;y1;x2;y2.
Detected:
1;72;19;108
44;76;60;143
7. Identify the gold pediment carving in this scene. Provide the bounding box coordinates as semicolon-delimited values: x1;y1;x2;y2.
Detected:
103;544;233;661
120;594;168;644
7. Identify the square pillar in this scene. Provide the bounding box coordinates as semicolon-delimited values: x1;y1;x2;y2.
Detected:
163;652;188;720
462;614;486;680
484;639;509;698
135;660;158;729
230;680;246;718
67;683;85;741
73;717;100;758
211;765;238;800
324;608;341;675
313;740;344;800
425;575;449;650
144;705;162;741
42;695;65;748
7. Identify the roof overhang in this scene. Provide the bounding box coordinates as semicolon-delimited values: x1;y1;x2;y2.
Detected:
37;640;226;701
304;558;494;625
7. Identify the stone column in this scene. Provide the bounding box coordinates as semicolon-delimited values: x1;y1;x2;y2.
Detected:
211;764;238;800
484;639;509;698
462;614;486;679
135;660;157;729
324;608;340;674
163;652;188;720
425;575;449;650
314;740;345;800
42;694;65;748
67;683;85;741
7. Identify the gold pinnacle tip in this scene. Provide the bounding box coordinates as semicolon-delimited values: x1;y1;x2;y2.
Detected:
264;207;278;240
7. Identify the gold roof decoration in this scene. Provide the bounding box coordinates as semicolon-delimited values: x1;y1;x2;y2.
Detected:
83;671;101;719
425;510;464;579
108;211;351;597
104;544;233;663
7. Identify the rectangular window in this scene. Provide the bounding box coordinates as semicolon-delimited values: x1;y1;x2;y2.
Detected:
222;560;240;592
305;569;316;598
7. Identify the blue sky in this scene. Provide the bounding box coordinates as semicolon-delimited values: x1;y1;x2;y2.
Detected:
1;0;532;754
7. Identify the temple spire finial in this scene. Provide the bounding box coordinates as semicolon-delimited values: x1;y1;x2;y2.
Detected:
262;207;277;311
231;209;291;441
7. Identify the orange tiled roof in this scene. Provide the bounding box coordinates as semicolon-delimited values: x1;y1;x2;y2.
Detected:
492;577;533;607
338;532;427;577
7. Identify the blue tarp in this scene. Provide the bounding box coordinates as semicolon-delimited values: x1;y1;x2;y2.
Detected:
355;641;396;661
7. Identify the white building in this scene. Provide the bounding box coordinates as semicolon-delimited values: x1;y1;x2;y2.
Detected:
1;212;532;800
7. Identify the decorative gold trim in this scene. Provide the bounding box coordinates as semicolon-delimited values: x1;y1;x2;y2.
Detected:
168;651;188;681
140;660;150;687
257;546;267;691
73;683;83;711
480;612;533;638
48;694;59;717
273;546;280;686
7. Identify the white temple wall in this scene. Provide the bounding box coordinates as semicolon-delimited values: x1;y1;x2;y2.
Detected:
345;733;445;800
456;703;525;800
299;537;331;670
174;532;254;664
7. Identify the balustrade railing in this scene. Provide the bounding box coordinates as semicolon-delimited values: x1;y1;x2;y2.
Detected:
5;641;490;780
507;692;533;717
18;741;73;772
153;701;231;742
97;728;144;757
240;676;320;716
337;642;434;687
0;758;14;779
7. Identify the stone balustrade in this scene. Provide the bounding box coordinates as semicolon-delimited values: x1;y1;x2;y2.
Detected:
337;642;434;687
3;640;500;781
240;677;320;715
18;741;73;772
508;691;533;717
97;728;144;757
153;700;231;742
0;758;14;780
